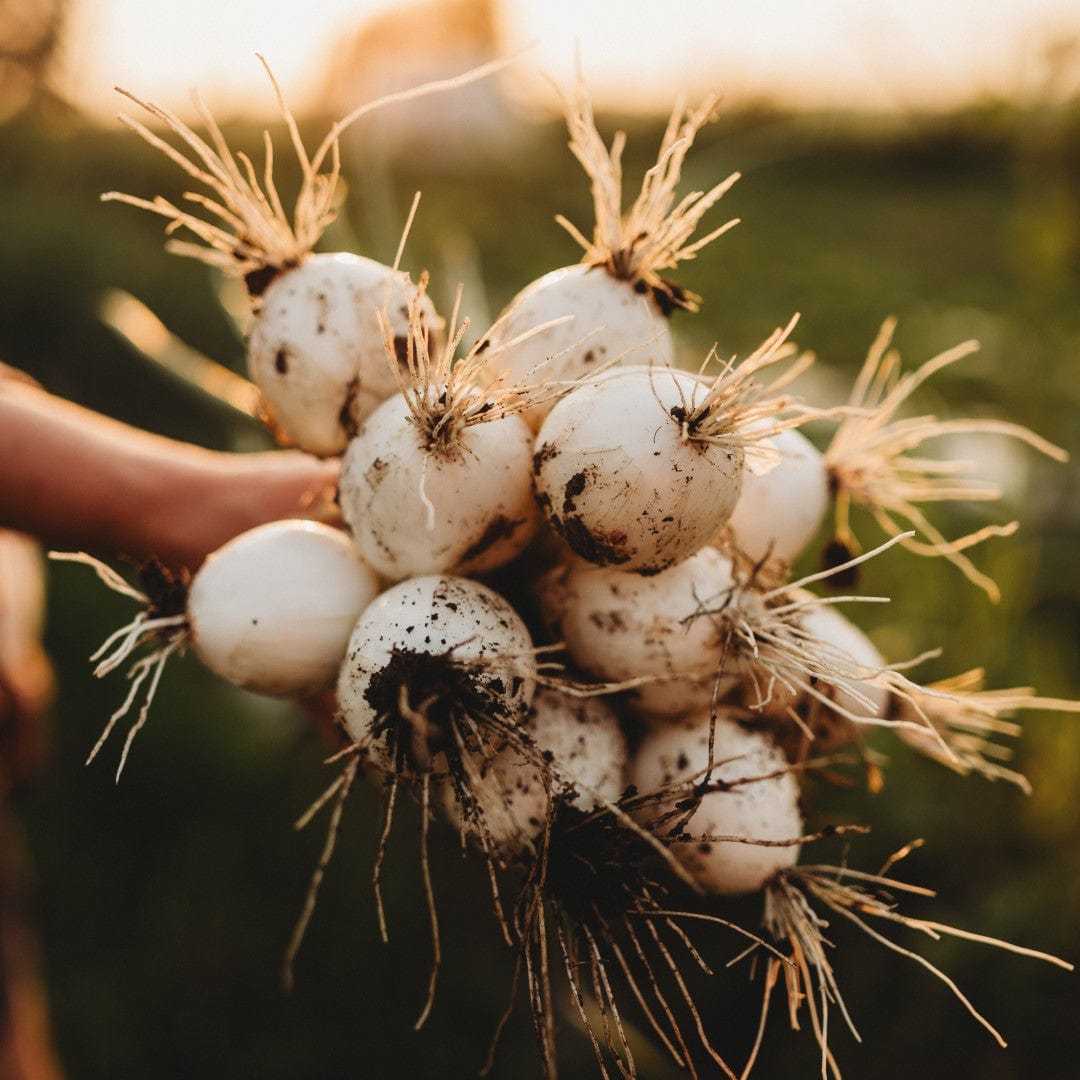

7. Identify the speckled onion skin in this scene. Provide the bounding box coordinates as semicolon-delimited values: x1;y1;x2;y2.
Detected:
632;713;802;894
338;397;539;581
248;252;441;456
336;575;535;768
726;428;829;563
534;368;744;572
188;520;380;697
536;548;740;718
480;264;674;431
446;686;629;854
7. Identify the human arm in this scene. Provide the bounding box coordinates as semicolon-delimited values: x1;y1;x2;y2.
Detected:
0;377;339;572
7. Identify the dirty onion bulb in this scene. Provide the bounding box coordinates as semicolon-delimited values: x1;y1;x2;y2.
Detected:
445;687;628;856
52;520;381;778
533;318;813;572
101;64;444;455
479;76;739;428
536;545;740;718
633;711;803;894
336;575;537;777
338;282;541;580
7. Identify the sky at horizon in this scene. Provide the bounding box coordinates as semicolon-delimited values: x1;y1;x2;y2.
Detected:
55;0;1080;121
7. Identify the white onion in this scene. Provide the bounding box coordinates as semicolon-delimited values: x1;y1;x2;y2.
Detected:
336;575;535;773
725;428;829;564
446;687;628;854
248;253;441;456
533;367;744;572
537;547;740;718
632;712;802;894
188;519;381;696
795;603;890;719
479;265;674;430
338;394;539;580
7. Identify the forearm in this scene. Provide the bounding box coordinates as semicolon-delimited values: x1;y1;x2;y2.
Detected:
0;380;338;570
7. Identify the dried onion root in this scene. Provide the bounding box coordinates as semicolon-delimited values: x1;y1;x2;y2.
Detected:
742;845;1074;1079
824;318;1068;600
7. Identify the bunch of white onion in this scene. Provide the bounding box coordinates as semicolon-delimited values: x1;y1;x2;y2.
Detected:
58;62;1080;1080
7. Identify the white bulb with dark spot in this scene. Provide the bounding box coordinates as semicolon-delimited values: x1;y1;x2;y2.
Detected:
248;253;441;456
534;367;744;572
536;547;740;718
337;575;535;772
632;712;802;894
338;396;539;580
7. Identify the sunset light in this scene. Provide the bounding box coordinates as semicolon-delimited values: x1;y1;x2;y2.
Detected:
58;0;1080;119
3;2;1079;1078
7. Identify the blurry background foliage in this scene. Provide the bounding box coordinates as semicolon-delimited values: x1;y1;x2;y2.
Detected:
0;0;1079;1076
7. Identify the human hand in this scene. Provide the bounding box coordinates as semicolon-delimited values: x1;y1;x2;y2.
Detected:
153;449;341;572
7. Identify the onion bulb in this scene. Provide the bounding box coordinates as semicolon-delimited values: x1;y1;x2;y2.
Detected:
724;427;828;565
793;602;890;719
477;265;674;430
338;283;539;579
101;68;444;456
632;712;802;894
532;318;813;572
336;575;536;776
533;367;744;572
478;77;739;429
536;547;740;718
187;519;381;695
52;519;380;777
248;253;441;456
446;687;628;855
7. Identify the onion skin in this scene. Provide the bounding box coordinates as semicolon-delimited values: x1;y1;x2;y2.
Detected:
632;712;802;895
479;264;674;431
534;368;744;572
188;519;380;697
248;253;441;457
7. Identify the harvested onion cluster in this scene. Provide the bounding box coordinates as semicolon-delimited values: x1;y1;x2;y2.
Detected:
63;65;1078;1079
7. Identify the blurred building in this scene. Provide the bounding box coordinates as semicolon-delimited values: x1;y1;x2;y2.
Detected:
320;0;531;170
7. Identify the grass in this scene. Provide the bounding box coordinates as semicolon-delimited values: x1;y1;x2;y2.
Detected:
2;92;1078;1078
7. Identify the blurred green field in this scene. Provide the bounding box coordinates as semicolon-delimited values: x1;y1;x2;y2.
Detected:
1;94;1079;1079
